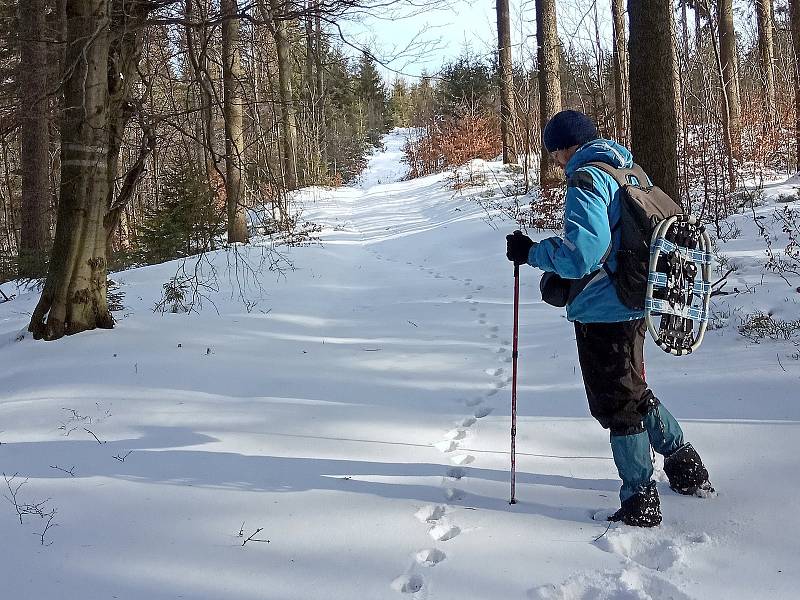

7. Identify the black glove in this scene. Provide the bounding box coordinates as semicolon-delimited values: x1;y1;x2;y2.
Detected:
506;230;535;266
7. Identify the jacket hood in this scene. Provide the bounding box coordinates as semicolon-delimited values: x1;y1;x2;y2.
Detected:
564;138;633;177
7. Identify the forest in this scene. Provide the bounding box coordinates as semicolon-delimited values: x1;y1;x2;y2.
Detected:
0;0;798;339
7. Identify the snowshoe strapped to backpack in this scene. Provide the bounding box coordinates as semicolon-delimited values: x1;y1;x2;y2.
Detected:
586;162;713;356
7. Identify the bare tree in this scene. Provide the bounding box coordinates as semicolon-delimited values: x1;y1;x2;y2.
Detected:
18;0;50;277
718;0;742;159
755;0;777;126
271;0;299;190
29;0;152;340
611;0;629;145
791;0;800;169
497;0;517;164
628;0;679;201
536;0;562;186
221;0;248;243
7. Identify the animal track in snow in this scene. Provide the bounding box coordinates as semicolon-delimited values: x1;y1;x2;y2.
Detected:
460;416;477;427
444;488;465;501
433;440;458;453
465;397;483;407
415;504;446;523
485;367;504;376
450;453;475;465
466;294;473;300
469;306;478;312
474;406;494;418
475;285;484;290
446;467;465;480
478;312;487;318
415;548;446;566
428;522;461;542
479;319;487;325
443;428;466;441
391;574;424;594
488;325;499;332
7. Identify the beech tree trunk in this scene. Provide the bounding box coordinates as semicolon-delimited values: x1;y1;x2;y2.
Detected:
718;0;742;159
628;0;679;202
497;0;517;164
222;0;249;243
536;0;562;186
29;0;151;340
271;0;299;190
755;0;777;126
18;0;50;277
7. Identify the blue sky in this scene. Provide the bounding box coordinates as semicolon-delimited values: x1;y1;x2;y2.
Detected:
338;0;622;82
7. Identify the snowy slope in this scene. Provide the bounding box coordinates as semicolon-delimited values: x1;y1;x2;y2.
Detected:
1;129;799;600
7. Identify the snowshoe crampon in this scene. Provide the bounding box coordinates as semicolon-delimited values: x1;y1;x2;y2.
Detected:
645;214;712;356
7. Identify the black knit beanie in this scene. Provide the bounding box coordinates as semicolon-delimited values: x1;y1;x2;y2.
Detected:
543;110;598;152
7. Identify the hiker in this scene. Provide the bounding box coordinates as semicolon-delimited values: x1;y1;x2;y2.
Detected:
505;110;713;527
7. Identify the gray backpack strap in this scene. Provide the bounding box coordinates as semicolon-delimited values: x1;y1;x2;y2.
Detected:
584;161;650;188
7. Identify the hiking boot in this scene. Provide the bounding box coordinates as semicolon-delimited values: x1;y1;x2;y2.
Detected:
664;442;714;496
608;481;662;527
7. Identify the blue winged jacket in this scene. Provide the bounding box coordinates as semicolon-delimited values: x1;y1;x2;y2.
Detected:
528;139;646;323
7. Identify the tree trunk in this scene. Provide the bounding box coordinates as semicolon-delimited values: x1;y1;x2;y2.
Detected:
29;0;152;340
790;0;800;169
271;0;299;190
29;0;112;340
536;0;562;186
611;0;629;145
718;0;741;159
628;0;679;202
755;0;777;127
18;0;50;277
221;0;248;243
497;0;517;164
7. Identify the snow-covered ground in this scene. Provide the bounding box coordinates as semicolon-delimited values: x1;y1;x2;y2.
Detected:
1;129;799;599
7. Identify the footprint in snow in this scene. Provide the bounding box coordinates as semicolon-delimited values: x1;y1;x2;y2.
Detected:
478;312;487;318
415;548;446;566
444;488;465;501
485;333;499;340
466;294;473;300
496;347;508;354
450;454;475;465
486;388;499;397
479;319;487;325
594;528;711;572
465;397;483;407
474;406;494;418
460;416;477;427
391;574;424;594
443;428;466;441
489;325;499;332
433;440;458;453
470;306;478;312
446;467;465;480
475;285;485;290
428;522;461;542
530;567;694;600
415;504;446;522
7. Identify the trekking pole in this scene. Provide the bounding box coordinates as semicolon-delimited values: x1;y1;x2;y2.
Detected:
510;263;520;504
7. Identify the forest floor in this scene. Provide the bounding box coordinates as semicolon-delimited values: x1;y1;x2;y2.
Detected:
1;130;799;599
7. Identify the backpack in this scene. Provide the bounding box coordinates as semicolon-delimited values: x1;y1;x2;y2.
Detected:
580;162;713;355
584;161;682;311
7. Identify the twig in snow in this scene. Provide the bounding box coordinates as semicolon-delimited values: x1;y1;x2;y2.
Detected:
238;522;245;537
241;527;270;546
593;521;613;542
112;451;133;462
777;353;786;372
407;320;418;327
83;428;106;444
49;465;76;477
362;348;382;352
37;509;58;546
